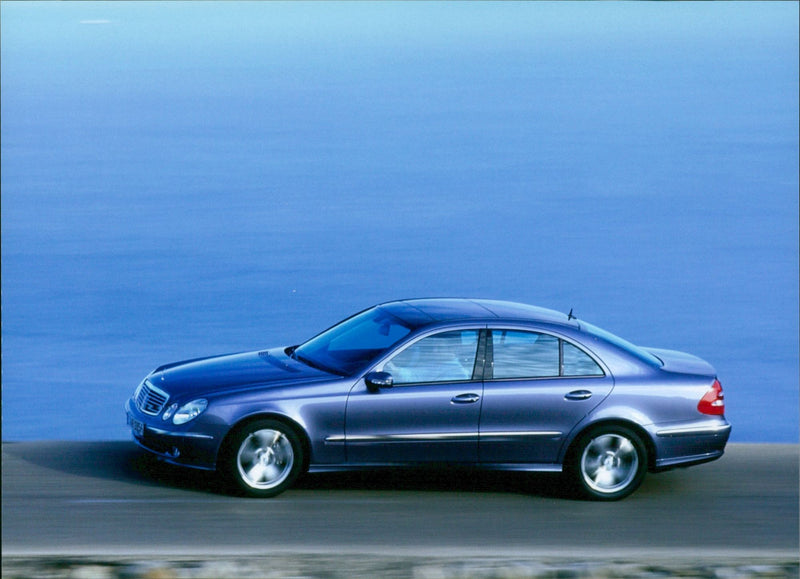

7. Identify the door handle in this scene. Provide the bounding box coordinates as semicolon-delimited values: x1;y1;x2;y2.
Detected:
565;390;593;401
451;393;481;404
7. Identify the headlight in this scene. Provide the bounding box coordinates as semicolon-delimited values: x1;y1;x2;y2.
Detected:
162;403;178;421
172;399;208;425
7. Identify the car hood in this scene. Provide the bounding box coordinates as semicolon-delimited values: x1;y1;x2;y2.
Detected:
645;348;716;378
150;347;331;399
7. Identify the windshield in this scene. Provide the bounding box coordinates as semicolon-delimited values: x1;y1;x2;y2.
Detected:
579;321;663;367
293;306;415;376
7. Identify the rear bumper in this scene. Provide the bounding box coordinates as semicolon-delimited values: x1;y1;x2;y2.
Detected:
652;419;731;471
125;399;218;471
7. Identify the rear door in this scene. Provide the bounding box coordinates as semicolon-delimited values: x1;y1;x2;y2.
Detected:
479;329;613;464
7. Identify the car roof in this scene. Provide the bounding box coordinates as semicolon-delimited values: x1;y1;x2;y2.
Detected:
379;298;576;328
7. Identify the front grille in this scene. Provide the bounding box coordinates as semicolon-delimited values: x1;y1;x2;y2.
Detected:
135;380;169;416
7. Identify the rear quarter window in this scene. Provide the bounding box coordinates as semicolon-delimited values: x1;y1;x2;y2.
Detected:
562;341;604;376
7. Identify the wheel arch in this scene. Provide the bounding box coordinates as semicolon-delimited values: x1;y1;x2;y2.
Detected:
562;418;657;472
218;412;312;473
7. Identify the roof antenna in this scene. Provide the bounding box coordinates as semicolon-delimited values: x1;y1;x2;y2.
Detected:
567;308;575;321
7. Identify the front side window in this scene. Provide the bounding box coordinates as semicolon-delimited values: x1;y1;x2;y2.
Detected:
384;330;479;385
490;330;604;379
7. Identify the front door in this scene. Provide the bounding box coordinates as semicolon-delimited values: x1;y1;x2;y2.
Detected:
345;329;483;464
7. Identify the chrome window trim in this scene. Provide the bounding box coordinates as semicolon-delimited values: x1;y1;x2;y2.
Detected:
484;374;607;383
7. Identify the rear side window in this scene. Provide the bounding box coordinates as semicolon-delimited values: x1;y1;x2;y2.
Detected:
492;331;559;378
491;330;604;379
562;341;604;376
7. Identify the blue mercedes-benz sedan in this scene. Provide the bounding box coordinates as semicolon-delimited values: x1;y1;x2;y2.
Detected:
126;298;730;500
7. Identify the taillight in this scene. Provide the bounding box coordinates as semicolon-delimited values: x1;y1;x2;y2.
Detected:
698;379;725;415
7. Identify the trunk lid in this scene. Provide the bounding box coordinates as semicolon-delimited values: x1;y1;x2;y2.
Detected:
645;347;717;377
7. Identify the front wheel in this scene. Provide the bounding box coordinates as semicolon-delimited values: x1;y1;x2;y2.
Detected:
221;419;304;498
567;426;647;501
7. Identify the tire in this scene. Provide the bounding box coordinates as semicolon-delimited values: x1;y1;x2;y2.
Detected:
567;425;647;501
221;419;304;498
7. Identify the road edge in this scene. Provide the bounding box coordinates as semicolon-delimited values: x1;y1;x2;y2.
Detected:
2;553;799;579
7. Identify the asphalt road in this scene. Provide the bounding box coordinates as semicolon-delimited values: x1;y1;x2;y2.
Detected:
2;442;797;558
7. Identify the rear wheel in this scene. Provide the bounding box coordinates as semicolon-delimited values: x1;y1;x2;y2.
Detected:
221;419;304;497
568;426;647;501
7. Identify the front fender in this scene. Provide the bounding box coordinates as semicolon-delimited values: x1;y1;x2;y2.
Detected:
208;380;351;465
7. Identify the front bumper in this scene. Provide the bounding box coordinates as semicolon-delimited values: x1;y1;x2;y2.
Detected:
125;398;219;470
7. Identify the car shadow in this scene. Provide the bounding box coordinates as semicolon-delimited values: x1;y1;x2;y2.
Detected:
295;468;571;499
3;441;573;500
3;440;223;495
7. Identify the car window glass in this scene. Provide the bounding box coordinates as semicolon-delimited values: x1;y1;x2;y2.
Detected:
384;330;479;385
492;331;559;378
327;316;410;352
579;320;662;367
562;341;604;376
295;307;413;375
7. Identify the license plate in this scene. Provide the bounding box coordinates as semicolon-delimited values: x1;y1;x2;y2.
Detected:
128;416;144;438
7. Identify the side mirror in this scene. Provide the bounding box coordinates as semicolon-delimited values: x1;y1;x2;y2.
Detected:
365;371;393;393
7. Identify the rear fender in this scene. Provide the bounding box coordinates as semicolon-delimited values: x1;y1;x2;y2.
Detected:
559;411;659;470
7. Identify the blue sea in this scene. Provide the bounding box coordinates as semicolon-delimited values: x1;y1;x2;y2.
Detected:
2;2;798;443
